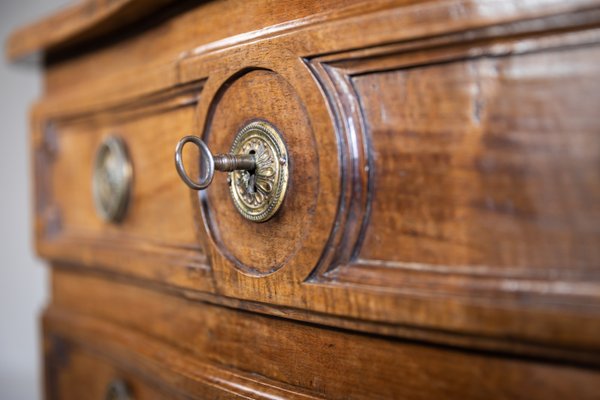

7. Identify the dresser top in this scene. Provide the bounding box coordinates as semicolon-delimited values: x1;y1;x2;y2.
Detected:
5;0;176;62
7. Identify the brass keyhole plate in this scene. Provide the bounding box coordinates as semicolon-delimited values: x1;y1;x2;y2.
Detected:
105;379;132;400
228;120;288;222
92;135;132;223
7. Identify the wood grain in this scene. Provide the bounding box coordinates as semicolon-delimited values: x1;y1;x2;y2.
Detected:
25;0;600;362
44;327;320;400
6;0;175;62
203;70;324;276
45;335;175;400
33;81;212;291
42;0;414;96
10;0;600;397
347;39;600;275
48;269;600;400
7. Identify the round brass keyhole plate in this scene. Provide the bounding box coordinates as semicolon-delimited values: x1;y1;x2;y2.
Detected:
228;120;288;222
92;135;132;223
105;379;132;400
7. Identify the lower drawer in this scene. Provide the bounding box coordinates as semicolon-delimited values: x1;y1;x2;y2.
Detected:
44;335;172;400
45;269;600;400
44;329;319;400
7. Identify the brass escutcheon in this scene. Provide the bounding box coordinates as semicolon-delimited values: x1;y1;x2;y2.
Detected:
105;379;132;400
174;120;288;223
228;120;288;222
92;135;132;223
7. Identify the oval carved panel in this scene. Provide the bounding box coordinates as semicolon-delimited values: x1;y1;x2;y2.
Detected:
202;69;321;276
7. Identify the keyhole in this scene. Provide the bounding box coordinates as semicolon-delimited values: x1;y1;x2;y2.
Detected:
248;150;257;193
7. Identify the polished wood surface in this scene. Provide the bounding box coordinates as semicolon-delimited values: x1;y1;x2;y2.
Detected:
6;0;175;62
9;0;600;398
33;81;212;291
45;268;600;400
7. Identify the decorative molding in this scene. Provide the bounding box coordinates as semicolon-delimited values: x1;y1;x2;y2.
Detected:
306;21;600;297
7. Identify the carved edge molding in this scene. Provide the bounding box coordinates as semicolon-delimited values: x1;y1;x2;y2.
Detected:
304;60;372;281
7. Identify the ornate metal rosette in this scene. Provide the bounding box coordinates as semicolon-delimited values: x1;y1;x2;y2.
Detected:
92;135;132;223
105;379;133;400
228;120;288;222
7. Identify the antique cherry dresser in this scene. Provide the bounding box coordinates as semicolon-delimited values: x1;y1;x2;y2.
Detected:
7;0;600;398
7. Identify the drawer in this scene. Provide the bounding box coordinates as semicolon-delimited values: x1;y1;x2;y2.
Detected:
44;333;264;400
46;269;600;400
44;336;172;400
33;82;211;290
44;280;323;400
33;0;600;368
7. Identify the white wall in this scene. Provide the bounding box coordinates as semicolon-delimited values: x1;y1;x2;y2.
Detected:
0;1;72;399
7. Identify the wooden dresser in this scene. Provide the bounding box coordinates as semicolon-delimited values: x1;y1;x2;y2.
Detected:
7;1;600;398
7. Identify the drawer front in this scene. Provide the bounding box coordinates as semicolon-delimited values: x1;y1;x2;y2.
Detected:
47;270;600;400
44;336;172;400
34;0;600;367
34;82;211;290
44;280;322;400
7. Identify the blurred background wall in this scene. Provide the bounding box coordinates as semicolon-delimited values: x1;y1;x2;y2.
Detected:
0;1;71;399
